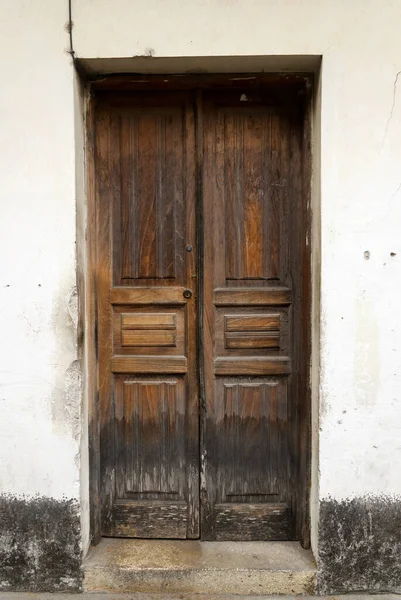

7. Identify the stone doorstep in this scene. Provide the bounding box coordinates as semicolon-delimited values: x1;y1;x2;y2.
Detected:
83;539;316;595
2;597;401;600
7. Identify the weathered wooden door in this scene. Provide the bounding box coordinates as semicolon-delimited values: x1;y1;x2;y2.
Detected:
201;88;308;541
94;79;310;542
95;92;199;538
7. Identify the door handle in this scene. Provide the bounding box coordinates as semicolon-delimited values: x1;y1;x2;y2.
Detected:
183;289;192;299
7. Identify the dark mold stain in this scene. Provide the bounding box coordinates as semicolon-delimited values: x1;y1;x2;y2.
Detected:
0;495;82;592
318;496;401;594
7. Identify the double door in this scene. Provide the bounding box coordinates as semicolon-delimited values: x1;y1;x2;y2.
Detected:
94;81;309;542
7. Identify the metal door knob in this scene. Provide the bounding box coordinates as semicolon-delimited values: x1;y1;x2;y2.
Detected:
183;289;192;299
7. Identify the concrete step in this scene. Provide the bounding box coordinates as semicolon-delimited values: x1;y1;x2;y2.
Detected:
83;539;316;595
3;596;401;600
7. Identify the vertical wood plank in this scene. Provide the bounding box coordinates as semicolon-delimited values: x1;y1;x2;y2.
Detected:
299;86;312;548
268;113;281;279
96;106;118;533
138;115;157;278
186;94;200;537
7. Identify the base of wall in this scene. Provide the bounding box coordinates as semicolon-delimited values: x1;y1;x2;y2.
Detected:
0;495;82;592
3;493;401;593
318;495;401;594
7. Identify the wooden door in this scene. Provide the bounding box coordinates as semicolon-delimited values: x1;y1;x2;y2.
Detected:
201;87;309;541
93;78;310;543
95;92;199;538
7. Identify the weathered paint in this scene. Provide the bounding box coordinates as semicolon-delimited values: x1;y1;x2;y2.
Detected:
0;0;401;593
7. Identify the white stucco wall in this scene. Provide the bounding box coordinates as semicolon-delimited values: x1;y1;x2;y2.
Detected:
1;0;401;572
0;1;81;502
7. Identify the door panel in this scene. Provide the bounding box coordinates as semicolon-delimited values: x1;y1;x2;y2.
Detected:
202;91;302;540
223;109;281;281
95;92;199;538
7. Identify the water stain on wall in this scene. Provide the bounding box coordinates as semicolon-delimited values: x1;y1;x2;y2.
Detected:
50;284;81;438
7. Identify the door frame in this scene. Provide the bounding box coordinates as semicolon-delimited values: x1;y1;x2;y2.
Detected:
84;72;313;548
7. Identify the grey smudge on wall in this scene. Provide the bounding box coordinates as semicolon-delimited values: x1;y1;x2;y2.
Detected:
50;283;81;437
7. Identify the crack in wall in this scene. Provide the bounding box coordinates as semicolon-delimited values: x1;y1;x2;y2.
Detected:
382;70;401;148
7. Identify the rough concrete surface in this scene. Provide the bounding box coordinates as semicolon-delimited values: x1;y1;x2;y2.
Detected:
1;594;400;600
84;539;315;595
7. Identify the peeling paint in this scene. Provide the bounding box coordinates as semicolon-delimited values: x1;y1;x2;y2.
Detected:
67;286;78;330
50;282;81;439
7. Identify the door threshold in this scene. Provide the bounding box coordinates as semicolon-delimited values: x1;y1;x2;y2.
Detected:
84;538;316;595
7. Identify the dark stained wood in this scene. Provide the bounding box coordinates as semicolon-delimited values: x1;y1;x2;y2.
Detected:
95;91;199;539
84;93;102;545
214;380;289;502
112;376;188;537
117;108;182;280
90;73;311;96
298;84;313;549
214;503;291;541
96;105;117;536
109;500;188;538
90;75;312;544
